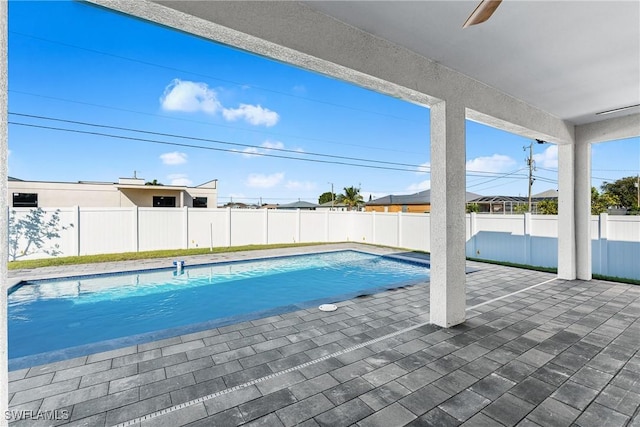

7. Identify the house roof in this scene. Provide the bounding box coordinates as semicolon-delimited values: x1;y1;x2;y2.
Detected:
532;189;559;198
276;201;318;209
367;190;482;206
318;201;349;208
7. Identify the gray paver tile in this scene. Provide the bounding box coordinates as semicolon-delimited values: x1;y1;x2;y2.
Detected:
323;377;375;406
184;407;244;427
408;407;461;427
140;402;208;427
138;352;188;373
40;383;108;411
170;377;227;405
255;370;307;395
139;372;196;400
165;356;213;378
108;368;165;394
203;385;262;415
469;373;516;400
52;360;112;383
432;370;478;395
9;372;54;393
86;346;137;364
399;384;451;417
440;389;491;422
239;389;297;422
551;380;598;411
595;384;640;416
243;412;286;427
482;392;534;426
71;388;139;421
525;397;580;427
357;402;416;427
275;393;335;427
314;397;374;427
289;373;341;400
10;378;80;406
396;366;443;391
105;394;172;425
359;381;411;412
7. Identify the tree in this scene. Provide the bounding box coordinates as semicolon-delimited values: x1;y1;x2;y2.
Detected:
514;204;529;214
591;187;620;215
466;203;480;213
8;208;74;261
318;191;336;205
145;179;163;186
537;199;558;215
337;186;363;210
601;176;639;210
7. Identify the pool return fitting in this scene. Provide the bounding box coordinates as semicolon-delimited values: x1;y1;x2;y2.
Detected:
173;260;185;276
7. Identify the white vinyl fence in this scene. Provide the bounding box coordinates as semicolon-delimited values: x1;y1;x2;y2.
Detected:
8;207;640;280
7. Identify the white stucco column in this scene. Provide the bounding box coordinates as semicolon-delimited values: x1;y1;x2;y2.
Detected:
575;138;592;280
430;101;466;327
0;0;8;416
557;143;577;280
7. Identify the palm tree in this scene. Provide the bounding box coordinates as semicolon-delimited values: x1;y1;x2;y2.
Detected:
145;179;163;186
337;186;363;210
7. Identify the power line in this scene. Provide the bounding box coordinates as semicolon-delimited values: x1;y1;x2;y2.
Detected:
9;112;533;180
9;112;429;171
9;121;434;174
9;90;428;157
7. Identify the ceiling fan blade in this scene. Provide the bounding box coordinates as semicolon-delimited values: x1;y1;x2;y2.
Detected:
463;0;503;28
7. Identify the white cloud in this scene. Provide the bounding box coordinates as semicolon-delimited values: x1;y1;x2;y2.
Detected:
241;140;285;158
533;145;558;168
466;154;517;173
285;180;316;191
415;162;430;175
246;172;285;188
167;173;193;186
406;180;431;192
160;151;188;165
223;104;280;127
160;79;221;114
261;140;284;150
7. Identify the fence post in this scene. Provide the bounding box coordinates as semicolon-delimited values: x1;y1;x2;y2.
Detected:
599;213;608;276
325;210;330;242
469;212;477;257
133;206;139;253
263;208;269;245
524;212;532;265
183;206;189;249
372;211;376;245
226;207;232;247
397;212;403;248
74;206;80;256
295;209;301;243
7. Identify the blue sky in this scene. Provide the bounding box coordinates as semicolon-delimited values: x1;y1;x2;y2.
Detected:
8;1;639;205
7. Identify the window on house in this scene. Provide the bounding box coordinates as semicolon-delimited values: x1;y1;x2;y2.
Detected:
13;193;38;207
193;197;207;208
153;196;176;207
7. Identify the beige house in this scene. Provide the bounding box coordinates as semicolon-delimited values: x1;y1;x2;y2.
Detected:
9;177;218;209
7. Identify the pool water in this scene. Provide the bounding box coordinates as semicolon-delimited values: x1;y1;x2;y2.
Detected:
8;250;429;360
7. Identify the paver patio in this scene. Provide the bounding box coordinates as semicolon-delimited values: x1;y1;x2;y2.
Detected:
6;243;640;426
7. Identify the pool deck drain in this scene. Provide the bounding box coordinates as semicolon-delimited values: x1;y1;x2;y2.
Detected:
7;243;640;427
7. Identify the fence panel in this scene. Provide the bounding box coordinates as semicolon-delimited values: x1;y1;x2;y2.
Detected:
373;213;399;247
230;210;264;246
266;210;297;244
349;212;373;244
138;208;184;251
8;207;77;260
327;211;350;242
187;209;228;249
400;213;430;252
80;208;134;255
299;211;327;243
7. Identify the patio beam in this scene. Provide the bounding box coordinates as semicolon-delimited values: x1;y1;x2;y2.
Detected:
430;101;466;327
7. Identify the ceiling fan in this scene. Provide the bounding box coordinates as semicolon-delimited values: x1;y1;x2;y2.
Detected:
463;0;503;28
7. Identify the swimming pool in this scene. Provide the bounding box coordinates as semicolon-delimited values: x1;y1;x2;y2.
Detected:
8;250;429;365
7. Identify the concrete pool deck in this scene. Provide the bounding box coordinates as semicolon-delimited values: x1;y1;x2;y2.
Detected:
6;243;640;426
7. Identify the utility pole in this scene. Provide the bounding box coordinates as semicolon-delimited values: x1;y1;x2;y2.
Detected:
524;142;536;212
328;182;334;211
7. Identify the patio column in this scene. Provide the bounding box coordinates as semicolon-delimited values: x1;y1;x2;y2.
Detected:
0;0;8;416
575;138;592;280
558;142;577;280
430;100;466;327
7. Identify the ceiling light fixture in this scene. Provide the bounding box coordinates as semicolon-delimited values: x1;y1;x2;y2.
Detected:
595;104;640;116
463;0;503;29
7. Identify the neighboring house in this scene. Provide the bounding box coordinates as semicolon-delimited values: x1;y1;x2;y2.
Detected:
366;189;481;213
467;190;558;214
316;201;349;211
276;201;318;210
8;176;218;208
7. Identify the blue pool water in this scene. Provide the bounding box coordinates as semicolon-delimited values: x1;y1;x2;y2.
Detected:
8;250;429;361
